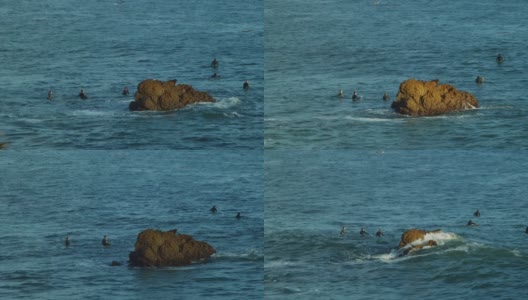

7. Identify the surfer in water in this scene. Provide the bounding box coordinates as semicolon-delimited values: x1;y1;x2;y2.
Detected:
65;235;71;247
467;220;478;226
211;58;219;68
360;228;368;236
475;76;484;84
243;80;250;90
376;228;383;237
210;205;217;213
122;87;129;96
79;89;88;100
102;235;111;246
496;53;503;64
236;212;241;219
383;92;390;101
47;90;53;101
338;89;344;98
340;225;346;235
474;209;480;217
352;90;358;101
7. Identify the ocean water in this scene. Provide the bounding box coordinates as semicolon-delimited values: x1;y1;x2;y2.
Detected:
0;0;263;149
0;151;263;299
265;0;528;149
265;150;528;299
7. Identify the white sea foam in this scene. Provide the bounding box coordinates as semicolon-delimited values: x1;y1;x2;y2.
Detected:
265;260;298;269
199;97;241;109
71;110;113;117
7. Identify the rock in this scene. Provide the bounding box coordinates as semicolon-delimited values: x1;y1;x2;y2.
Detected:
391;79;479;116
399;228;441;255
402;240;438;256
399;228;427;248
129;229;216;267
129;79;214;111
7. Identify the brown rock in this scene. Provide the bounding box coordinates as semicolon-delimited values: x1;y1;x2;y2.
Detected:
398;228;442;256
391;79;479;116
129;79;215;111
399;228;427;248
129;229;216;267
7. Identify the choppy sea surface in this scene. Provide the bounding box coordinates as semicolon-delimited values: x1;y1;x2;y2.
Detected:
265;0;528;149
0;151;263;299
0;0;263;149
265;150;528;299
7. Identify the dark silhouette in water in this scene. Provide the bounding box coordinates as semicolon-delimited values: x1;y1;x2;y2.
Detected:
102;235;111;246
79;89;88;100
47;90;53;101
526;227;528;234
467;220;478;226
243;80;250;90
496;53;503;64
340;225;346;235
210;205;217;213
475;76;484;84
352;90;358;101
383;92;390;101
236;212;241;219
360;227;368;236
338;89;344;98
376;228;383;237
474;209;480;217
65;235;70;247
122;87;129;96
211;58;219;68
211;73;219;79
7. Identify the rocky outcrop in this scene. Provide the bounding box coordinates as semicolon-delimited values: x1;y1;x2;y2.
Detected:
129;79;214;111
129;229;216;267
399;228;441;255
391;79;479;116
399;229;427;248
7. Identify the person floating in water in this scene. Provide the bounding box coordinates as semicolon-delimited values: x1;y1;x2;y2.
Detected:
376;228;383;237
210;205;217;213
79;89;88;99
360;227;368;236
211;58;219;68
102;235;111;246
338;89;344;98
383;92;390;101
243;80;250;90
496;53;503;64
122;87;129;96
47;90;53;101
467;220;478;226
236;212;241;219
340;225;346;235
474;209;480;217
475;76;484;84
65;235;71;247
352;90;358;101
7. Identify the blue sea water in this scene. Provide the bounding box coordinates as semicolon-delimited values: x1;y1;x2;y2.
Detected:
265;150;528;299
0;150;263;299
265;0;528;149
0;0;263;149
